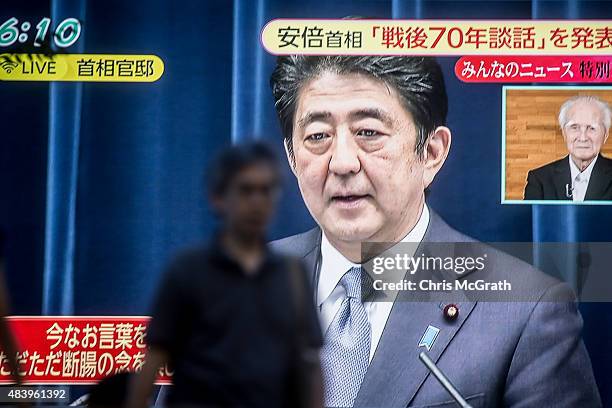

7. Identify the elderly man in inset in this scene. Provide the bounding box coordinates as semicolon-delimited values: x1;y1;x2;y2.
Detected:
524;95;612;201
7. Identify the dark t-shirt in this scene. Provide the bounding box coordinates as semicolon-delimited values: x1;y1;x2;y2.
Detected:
146;240;323;408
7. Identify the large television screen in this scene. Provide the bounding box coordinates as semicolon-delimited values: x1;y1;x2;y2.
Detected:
1;1;611;407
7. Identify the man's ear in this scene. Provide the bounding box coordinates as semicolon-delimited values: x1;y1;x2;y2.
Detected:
423;126;451;189
284;138;297;177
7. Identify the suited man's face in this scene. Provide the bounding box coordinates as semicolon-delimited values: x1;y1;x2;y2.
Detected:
286;72;450;245
562;101;609;162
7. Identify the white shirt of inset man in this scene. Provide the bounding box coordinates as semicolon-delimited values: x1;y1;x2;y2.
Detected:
569;155;598;202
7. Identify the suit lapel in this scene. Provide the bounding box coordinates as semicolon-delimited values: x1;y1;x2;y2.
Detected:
354;298;476;407
354;212;479;407
298;228;321;290
553;156;572;200
585;155;612;200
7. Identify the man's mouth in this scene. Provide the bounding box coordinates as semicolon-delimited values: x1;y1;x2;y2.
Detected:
330;194;370;208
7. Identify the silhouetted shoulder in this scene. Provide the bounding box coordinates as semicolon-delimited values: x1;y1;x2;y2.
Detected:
170;244;210;265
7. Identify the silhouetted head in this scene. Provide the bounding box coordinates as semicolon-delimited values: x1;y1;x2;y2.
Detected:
207;142;281;237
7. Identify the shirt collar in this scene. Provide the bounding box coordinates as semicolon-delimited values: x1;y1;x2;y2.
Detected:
569;154;598;182
317;204;430;306
209;231;275;273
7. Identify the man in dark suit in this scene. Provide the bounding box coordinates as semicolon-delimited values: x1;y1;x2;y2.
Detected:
269;56;601;407
524;95;612;201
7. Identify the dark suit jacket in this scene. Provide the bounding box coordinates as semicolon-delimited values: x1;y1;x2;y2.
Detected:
270;211;601;408
524;154;612;200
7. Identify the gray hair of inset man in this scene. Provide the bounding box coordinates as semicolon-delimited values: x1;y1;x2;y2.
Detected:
558;95;612;132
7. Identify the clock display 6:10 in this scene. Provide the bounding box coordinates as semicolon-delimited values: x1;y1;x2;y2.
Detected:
0;17;82;48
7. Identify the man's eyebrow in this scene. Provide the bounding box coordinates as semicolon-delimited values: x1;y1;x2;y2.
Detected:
296;108;394;128
565;120;600;127
297;111;332;129
349;108;394;126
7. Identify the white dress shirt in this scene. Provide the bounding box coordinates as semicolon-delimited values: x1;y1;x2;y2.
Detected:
317;204;430;361
569;155;598;202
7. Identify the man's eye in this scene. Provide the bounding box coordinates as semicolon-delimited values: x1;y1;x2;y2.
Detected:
569;124;579;131
305;133;329;142
357;129;381;137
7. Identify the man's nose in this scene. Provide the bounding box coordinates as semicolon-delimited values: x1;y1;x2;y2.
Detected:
577;128;590;141
328;129;361;175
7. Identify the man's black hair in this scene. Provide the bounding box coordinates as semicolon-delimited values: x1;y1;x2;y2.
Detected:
206;142;280;196
269;55;448;160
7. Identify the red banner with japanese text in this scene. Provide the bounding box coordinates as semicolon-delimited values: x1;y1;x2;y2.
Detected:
0;317;171;384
